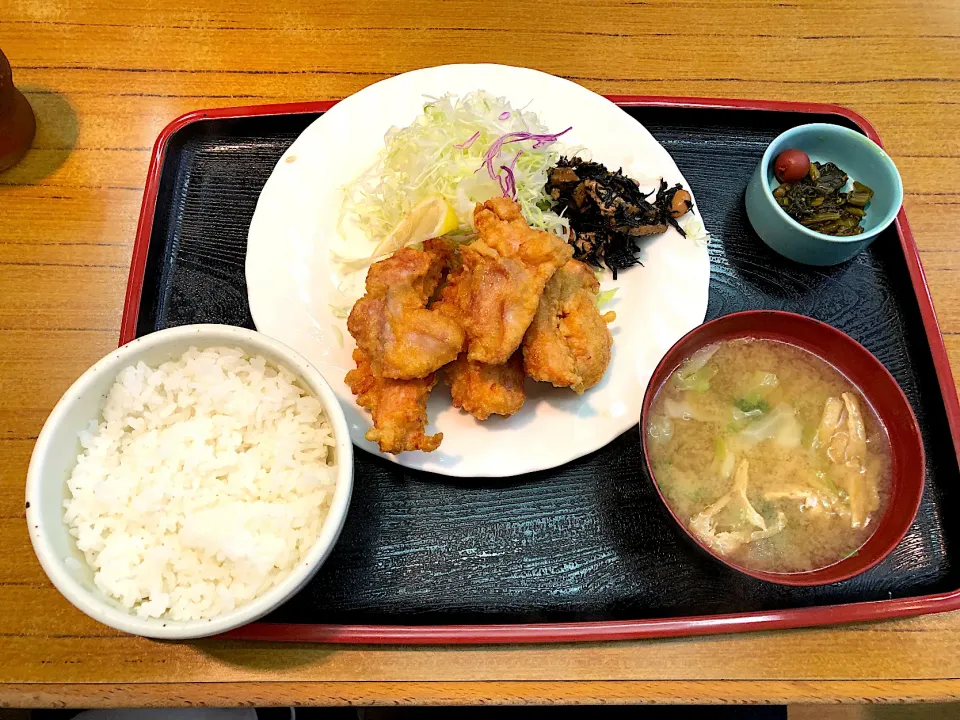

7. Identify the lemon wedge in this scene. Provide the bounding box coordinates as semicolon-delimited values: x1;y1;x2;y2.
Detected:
370;196;459;259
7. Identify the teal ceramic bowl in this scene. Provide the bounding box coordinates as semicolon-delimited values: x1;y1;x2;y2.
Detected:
745;123;903;266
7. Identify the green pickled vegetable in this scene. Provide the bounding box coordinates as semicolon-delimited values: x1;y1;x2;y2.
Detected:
772;161;874;237
800;212;842;225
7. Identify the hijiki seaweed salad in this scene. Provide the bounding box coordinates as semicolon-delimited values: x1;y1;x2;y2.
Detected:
335;91;703;292
546;158;694;278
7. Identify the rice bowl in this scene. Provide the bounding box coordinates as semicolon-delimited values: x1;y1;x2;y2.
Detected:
26;324;353;639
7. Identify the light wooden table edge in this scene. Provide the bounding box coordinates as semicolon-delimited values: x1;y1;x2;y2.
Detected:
3;680;960;708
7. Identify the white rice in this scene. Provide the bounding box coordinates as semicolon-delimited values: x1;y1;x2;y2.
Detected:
63;346;337;621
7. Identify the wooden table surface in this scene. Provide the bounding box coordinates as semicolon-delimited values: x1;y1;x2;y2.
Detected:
2;0;960;709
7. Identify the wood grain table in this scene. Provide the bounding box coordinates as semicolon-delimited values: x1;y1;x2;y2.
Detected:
2;0;960;709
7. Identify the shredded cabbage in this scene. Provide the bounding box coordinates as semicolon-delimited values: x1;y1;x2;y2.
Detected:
595;288;618;308
339;91;570;244
680;214;710;246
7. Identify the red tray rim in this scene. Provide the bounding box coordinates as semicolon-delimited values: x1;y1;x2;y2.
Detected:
122;94;960;645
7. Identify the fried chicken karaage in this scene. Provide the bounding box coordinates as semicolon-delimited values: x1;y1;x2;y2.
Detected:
347;243;464;380
444;351;526;420
345;200;615;454
442;198;573;366
345;349;442;454
522;259;615;394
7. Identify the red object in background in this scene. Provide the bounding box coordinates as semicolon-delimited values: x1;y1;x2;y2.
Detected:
641;309;926;587
0;48;36;173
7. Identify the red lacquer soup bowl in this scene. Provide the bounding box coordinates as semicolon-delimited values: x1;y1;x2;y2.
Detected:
640;310;925;586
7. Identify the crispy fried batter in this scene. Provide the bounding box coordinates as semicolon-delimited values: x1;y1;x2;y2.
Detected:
423;236;459;273
344;202;618;454
347;244;465;380
445;351;526;420
441;198;573;366
522;259;613;394
345;349;442;454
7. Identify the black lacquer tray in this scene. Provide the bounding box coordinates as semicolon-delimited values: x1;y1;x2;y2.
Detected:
121;97;960;643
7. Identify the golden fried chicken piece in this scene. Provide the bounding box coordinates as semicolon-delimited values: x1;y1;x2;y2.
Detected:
423;236;459;274
444;351;526;420
345;349;442;454
522;259;614;394
347;244;465;380
443;198;573;366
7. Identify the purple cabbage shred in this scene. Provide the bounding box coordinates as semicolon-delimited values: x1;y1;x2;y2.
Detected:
454;131;481;150
478;127;571;199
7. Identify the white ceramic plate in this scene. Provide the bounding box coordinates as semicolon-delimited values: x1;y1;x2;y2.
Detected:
246;63;709;477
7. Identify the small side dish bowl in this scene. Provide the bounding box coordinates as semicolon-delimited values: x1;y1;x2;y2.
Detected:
640;310;924;586
26;324;353;639
745;123;903;266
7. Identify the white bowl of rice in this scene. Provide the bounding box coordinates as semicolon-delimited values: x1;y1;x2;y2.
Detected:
25;324;353;639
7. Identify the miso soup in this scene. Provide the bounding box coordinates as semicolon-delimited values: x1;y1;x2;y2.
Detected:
646;337;891;574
